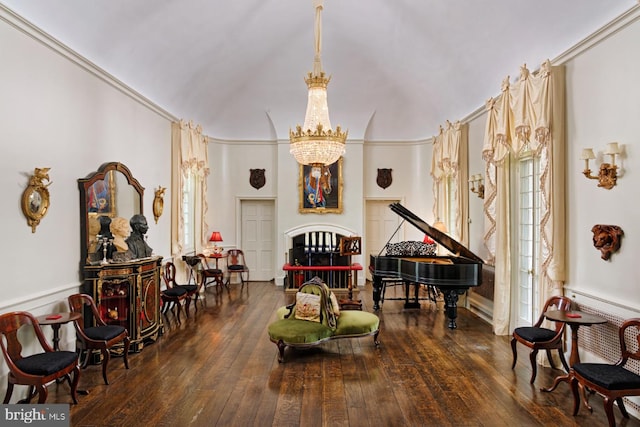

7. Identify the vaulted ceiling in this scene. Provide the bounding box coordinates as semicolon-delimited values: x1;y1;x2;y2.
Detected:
2;1;636;141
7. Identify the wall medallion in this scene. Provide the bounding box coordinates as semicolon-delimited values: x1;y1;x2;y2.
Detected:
376;168;392;189
591;224;623;261
250;169;266;190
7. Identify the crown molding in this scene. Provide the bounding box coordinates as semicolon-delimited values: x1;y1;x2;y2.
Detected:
0;4;177;123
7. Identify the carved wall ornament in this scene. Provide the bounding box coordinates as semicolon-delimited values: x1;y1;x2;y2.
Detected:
591;224;624;261
376;168;392;189
152;186;166;224
250;169;266;190
21;167;52;233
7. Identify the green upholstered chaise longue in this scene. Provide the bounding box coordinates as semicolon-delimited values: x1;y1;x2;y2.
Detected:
268;277;380;362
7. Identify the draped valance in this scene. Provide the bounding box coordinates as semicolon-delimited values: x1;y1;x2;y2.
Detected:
431;120;462;181
431;120;468;244
483;61;554;166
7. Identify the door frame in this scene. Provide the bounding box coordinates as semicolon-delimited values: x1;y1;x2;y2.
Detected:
235;196;277;281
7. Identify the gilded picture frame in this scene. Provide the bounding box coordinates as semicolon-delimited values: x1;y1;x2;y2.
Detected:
87;170;116;217
299;157;343;214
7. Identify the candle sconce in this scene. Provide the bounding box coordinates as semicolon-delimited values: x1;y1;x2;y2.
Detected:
469;174;484;199
579;142;621;190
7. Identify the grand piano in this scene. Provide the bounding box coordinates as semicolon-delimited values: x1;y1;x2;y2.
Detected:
369;203;484;329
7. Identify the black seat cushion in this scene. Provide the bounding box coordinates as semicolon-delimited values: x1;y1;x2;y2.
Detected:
573;363;640;390
15;351;77;375
513;326;556;342
228;265;246;271
163;287;187;297
204;269;223;274
84;325;126;341
179;284;198;293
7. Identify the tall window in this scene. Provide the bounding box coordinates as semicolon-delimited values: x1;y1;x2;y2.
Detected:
513;152;540;326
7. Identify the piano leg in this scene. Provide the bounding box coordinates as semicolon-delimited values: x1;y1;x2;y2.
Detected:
403;282;420;309
442;289;466;329
372;275;383;310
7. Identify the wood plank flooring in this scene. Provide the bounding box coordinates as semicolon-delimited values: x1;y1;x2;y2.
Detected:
42;281;640;426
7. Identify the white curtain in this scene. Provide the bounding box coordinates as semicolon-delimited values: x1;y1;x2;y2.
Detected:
482;61;566;336
171;120;210;269
430;120;469;244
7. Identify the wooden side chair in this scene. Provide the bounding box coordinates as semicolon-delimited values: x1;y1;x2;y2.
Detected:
161;262;188;324
0;311;80;404
225;249;250;286
68;293;130;385
511;295;572;384
570;318;640;427
197;253;225;290
164;261;201;316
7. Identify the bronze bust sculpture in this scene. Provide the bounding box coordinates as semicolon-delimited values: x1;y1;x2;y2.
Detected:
126;214;153;259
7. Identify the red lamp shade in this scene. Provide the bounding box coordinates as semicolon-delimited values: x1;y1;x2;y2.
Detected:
423;235;435;244
209;231;223;243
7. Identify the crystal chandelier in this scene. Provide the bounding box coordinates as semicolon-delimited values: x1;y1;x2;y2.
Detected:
290;0;347;167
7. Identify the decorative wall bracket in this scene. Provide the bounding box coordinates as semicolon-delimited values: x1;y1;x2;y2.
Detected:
591;224;623;261
152;186;166;224
21;168;52;233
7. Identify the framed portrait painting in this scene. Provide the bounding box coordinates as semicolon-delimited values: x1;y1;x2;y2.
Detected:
87;170;116;217
299;157;343;214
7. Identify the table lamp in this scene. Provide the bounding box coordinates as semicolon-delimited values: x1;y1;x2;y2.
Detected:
209;231;223;254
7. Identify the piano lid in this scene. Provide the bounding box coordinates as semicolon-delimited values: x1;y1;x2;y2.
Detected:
389;203;484;264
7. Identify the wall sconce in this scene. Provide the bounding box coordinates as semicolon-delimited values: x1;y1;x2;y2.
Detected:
152;186;166;224
469;174;484;199
580;142;620;190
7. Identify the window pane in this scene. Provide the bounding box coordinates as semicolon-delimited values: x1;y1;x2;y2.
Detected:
182;173;196;252
516;155;540;324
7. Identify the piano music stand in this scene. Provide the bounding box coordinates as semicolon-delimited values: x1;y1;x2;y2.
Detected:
338;236;362;310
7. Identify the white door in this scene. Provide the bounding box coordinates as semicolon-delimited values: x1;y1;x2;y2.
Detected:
365;200;401;280
240;200;275;281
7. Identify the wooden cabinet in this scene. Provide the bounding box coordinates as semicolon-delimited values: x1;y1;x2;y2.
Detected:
83;256;163;352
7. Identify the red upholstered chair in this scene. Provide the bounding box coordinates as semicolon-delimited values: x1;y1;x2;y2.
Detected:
68;293;130;385
0;311;80;404
511;295;572;384
570;318;640;427
225;249;250;286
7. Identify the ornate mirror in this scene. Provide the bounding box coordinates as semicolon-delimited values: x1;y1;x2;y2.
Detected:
78;162;144;265
21;167;52;233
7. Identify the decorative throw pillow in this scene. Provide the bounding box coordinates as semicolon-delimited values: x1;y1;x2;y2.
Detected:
329;291;340;317
295;292;321;322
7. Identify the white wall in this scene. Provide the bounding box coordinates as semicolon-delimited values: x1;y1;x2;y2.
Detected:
0;7;173;392
564;17;640;308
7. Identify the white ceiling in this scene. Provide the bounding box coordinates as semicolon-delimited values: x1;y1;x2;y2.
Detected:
2;1;636;141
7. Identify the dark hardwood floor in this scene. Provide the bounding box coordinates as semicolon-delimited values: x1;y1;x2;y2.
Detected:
43;281;640;426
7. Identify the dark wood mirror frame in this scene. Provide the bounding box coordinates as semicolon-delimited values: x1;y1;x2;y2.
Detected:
78;162;144;267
